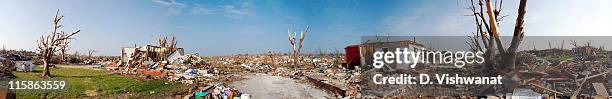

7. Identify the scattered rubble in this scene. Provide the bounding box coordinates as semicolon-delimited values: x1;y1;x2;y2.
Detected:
107;41;357;98
0;50;35;78
496;46;611;97
0;58;15;79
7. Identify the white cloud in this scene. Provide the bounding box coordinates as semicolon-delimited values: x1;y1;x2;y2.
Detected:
152;0;255;19
190;6;215;15
222;0;254;19
223;5;249;19
152;0;187;15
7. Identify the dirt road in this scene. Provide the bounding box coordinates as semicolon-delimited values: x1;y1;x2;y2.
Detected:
230;75;331;99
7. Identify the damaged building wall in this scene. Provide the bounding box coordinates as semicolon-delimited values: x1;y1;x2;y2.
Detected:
358;40;427;70
119;45;184;68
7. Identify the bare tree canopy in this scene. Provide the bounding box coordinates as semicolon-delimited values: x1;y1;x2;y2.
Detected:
288;26;309;69
157;34;178;49
37;9;81;77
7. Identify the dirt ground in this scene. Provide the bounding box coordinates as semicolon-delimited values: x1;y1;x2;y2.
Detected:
230;75;331;99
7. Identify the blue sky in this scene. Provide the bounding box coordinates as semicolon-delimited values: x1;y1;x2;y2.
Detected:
0;0;611;56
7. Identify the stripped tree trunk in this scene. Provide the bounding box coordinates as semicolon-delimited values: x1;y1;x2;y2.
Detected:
288;26;309;70
42;59;50;77
467;0;528;94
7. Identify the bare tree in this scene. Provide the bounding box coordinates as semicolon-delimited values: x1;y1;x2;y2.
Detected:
570;40;578;48
334;47;342;68
87;50;96;59
467;0;529;94
58;32;72;63
37;9;81;77
288;26;309;69
267;49;275;68
155;34;178;61
561;40;565;49
157;34;177;48
1;44;6;54
466;32;483;52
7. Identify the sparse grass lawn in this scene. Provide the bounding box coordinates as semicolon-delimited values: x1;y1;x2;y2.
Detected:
11;66;179;98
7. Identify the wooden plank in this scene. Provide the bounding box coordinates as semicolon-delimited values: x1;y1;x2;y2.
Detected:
592;83;609;96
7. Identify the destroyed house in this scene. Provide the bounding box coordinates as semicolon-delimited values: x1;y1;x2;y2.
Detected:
358;40;427;70
120;45;184;68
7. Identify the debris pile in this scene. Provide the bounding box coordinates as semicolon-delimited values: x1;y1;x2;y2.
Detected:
0;51;35;78
0;58;15;79
351;38;612;98
184;83;250;99
106;34;359;98
518;45;612;97
110;44;251;98
114;45;221;84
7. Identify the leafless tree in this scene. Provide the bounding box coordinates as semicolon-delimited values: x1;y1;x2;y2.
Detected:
1;45;6;54
561;40;565;49
87;50;96;59
570;40;578;48
155;34;178;61
37;9;81;77
157;34;178;48
58;32;72;63
548;41;552;49
467;0;529;94
466;32;483;52
267;49;275;68
334;47;342;68
288;26;309;69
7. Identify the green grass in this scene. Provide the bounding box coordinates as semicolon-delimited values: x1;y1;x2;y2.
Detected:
11;66;179;98
544;54;572;63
